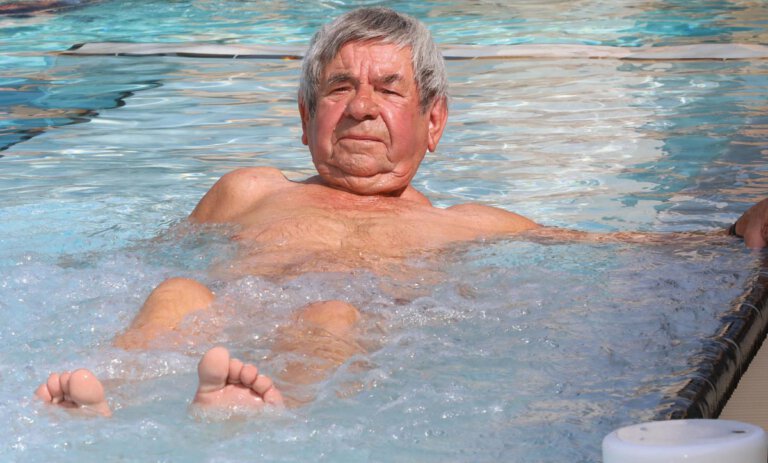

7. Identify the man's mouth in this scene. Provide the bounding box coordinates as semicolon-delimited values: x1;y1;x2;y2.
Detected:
338;134;383;143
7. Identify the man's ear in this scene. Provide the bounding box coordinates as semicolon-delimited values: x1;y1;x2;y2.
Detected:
298;97;309;146
427;96;448;153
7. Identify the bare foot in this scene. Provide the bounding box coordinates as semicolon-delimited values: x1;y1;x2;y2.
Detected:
34;369;111;417
192;346;283;411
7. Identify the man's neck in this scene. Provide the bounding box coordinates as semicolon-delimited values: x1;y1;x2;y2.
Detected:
301;176;432;205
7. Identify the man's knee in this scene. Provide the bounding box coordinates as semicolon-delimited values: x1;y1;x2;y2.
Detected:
134;277;214;327
295;300;360;336
149;277;214;307
116;278;215;350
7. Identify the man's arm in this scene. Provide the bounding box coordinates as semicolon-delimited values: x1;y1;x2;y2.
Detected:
457;201;740;246
447;203;541;234
454;198;768;247
522;199;768;246
189;167;285;223
521;226;728;246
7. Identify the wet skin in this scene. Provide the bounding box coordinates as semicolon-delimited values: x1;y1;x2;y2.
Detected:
190;42;538;276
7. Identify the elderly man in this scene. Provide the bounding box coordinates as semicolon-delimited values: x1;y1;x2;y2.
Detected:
34;7;768;416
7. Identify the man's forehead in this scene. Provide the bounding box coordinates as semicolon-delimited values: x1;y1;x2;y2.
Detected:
323;40;414;76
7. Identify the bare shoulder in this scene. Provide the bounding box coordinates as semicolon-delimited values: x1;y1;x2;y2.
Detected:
447;203;540;234
400;185;433;205
189;167;289;223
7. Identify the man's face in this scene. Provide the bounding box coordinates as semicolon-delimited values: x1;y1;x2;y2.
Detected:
300;41;447;196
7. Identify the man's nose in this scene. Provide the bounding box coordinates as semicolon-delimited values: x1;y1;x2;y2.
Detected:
346;86;380;120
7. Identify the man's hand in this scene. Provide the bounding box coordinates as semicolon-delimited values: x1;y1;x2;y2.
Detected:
733;198;768;249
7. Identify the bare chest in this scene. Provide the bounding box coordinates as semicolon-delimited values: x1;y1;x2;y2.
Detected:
233;198;477;257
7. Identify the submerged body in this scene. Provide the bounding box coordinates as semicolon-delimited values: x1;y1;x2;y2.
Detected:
194;167;538;277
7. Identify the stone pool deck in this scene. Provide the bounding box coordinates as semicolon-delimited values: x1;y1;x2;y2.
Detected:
721;334;768;430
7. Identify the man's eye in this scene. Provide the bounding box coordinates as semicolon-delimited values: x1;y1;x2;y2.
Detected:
381;88;400;96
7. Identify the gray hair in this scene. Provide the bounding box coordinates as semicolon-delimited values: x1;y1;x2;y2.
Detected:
299;7;448;117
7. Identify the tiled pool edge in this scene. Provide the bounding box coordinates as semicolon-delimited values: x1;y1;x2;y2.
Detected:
656;255;768;420
61;43;768;60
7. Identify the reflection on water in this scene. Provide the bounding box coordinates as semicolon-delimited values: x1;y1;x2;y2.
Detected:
3;0;767;153
0;60;162;151
615;60;768;230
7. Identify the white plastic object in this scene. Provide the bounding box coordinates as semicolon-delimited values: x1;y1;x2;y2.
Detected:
602;419;768;463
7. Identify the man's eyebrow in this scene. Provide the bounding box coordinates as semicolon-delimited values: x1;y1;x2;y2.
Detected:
326;73;355;86
378;73;403;86
324;72;404;86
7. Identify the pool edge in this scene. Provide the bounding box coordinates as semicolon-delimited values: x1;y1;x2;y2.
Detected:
655;254;768;420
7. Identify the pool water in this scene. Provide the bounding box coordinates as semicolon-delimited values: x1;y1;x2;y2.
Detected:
1;1;767;462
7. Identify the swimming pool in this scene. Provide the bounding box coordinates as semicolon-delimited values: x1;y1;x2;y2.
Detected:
2;1;768;461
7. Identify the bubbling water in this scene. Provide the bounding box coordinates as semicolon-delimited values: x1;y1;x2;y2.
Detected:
0;226;755;462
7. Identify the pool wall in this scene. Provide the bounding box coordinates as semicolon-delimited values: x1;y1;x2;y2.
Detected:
656;256;768;420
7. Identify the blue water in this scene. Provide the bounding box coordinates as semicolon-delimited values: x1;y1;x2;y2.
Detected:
1;1;768;462
2;0;768;153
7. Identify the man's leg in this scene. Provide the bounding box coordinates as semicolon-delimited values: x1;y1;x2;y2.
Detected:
35;277;216;415
35;281;362;414
274;300;364;386
191;300;363;409
113;277;215;350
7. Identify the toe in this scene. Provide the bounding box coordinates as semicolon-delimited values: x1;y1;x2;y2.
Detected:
252;373;283;406
59;372;72;399
68;369;105;406
252;374;274;396
35;382;52;402
228;358;244;385
46;373;63;402
263;386;284;406
197;346;231;393
239;364;258;386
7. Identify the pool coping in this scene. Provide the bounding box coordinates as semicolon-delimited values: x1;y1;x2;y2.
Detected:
655;255;768;420
61;42;768;61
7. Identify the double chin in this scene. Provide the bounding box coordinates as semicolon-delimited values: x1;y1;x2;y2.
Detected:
321;168;405;196
327;148;393;177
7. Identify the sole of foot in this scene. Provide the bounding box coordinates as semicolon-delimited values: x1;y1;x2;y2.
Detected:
192;346;284;412
35;369;111;417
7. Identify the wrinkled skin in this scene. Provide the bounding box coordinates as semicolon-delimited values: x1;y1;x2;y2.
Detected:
299;41;446;196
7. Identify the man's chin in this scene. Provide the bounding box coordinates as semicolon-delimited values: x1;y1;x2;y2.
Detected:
326;174;407;197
